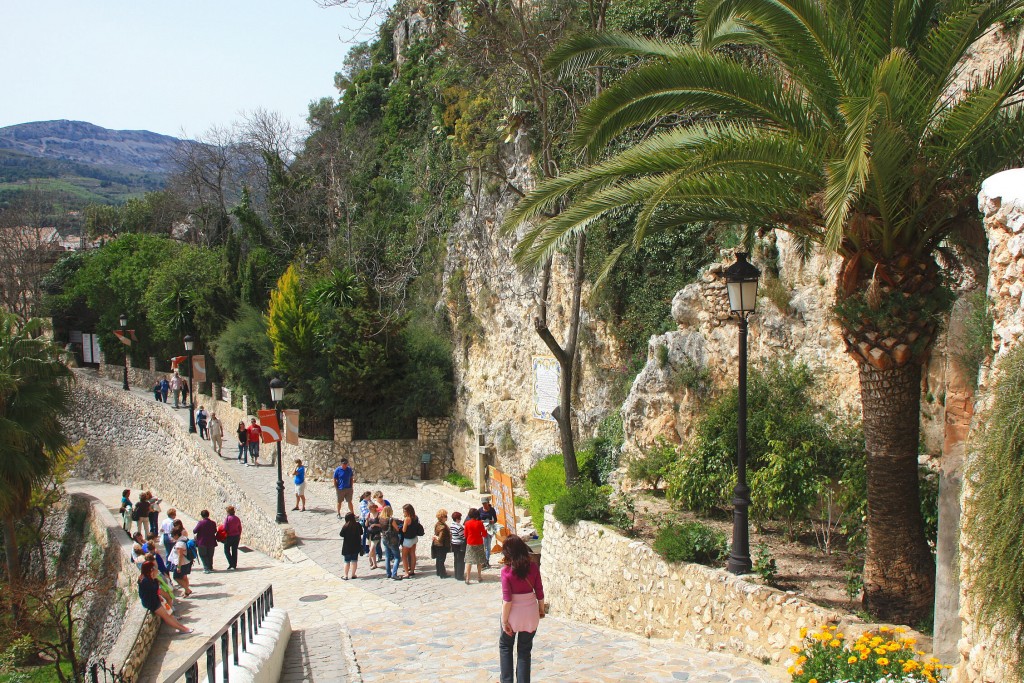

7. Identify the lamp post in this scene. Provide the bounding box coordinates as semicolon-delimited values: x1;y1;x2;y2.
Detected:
119;313;129;391
184;335;196;434
270;378;288;524
477;422;487;493
724;252;760;575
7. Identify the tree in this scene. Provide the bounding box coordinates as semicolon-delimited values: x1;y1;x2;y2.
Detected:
0;315;73;610
505;0;1024;622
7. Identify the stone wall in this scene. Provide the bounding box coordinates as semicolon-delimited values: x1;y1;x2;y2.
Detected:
950;168;1024;683
194;389;453;483
540;509;846;666
63;371;291;558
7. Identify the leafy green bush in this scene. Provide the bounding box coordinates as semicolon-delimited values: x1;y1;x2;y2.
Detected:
553;481;610;526
952;288;993;388
753;542;777;585
666;360;864;538
523;450;594;536
444;471;473;489
588;415;624;485
627;437;677;490
653;521;726;565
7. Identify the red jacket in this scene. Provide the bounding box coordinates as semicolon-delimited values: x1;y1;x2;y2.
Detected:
464;519;486;546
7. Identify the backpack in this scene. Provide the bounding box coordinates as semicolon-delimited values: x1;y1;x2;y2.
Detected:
410;518;425;537
185;539;198;563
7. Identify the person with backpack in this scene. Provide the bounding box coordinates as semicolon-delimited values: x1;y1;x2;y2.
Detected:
401;503;423;578
221;506;242;570
380;506;403;581
170;527;194;596
193;509;218;573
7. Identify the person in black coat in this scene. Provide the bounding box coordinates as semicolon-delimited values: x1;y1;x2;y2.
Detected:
340;513;363;580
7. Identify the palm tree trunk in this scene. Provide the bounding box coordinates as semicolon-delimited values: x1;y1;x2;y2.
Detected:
3;514;21;620
859;360;935;624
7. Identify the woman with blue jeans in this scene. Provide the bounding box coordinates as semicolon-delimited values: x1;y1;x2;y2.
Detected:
380;506;403;580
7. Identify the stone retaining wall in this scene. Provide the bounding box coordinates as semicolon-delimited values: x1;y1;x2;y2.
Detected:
195;389;453;483
62;371;291;559
540;509;845;666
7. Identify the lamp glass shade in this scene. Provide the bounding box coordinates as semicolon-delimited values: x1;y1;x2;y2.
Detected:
269;379;285;402
183;335;194;352
119;314;128;328
724;253;761;313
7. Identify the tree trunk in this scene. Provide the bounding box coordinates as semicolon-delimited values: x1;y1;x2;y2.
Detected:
3;514;21;620
859;360;935;624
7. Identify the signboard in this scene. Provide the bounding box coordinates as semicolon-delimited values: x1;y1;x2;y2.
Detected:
192;355;207;382
284;409;299;445
221;386;232;404
488;465;517;537
82;333;100;364
532;356;559;422
257;409;281;443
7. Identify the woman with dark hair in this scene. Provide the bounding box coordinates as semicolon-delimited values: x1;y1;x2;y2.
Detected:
463;507;486;584
134;491;151;537
138;561;193;634
236;421;248;464
431;509;451;578
119;489;133;535
401;503;422;578
340;512;363;580
498;535;544;683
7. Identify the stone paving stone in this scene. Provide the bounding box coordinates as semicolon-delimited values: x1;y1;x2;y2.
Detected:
75;383;785;682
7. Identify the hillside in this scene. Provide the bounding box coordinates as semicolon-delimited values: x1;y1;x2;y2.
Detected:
0;120;183;174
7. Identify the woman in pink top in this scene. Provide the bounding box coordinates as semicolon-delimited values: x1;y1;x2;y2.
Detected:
222;506;243;570
499;535;544;683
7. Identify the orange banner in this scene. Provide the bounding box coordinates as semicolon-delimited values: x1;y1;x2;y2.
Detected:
488;466;517;536
113;329;132;346
192;355;207;382
284;409;299;445
258;409;281;443
170;355;187;369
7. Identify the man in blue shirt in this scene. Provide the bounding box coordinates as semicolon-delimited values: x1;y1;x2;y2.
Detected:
333;458;354;518
292;459;306;512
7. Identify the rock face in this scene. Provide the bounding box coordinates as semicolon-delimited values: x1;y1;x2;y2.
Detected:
620;232;951;457
951;169;1024;683
443;131;623;485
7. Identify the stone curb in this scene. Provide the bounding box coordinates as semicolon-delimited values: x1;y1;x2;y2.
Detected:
339;624;363;683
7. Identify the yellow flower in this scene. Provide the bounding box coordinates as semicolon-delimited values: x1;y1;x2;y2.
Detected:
848;656;858;664
860;652;869;660
790;646;802;654
877;657;890;666
879;626;891;633
786;666;795;675
800;627;808;638
895;627;908;634
904;660;921;672
809;679;818;683
829;640;841;648
875;647;888;655
796;656;807;665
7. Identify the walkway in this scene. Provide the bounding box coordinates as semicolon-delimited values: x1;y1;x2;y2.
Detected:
78;374;784;682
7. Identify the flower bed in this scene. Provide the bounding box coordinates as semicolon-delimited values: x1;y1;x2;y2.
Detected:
788;625;950;683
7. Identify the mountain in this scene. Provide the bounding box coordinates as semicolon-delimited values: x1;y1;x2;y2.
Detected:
0;120;184;174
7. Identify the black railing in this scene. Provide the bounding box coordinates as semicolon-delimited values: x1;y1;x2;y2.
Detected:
162;584;274;683
89;658;126;683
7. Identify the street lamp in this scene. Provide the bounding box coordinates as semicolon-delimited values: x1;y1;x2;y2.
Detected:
184;335;196;434
119;314;129;391
724;252;760;575
270;378;288;524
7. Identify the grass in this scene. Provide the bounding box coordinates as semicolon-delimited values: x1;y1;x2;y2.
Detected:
0;661;72;682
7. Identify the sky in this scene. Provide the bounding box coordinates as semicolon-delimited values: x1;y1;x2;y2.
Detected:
0;0;385;138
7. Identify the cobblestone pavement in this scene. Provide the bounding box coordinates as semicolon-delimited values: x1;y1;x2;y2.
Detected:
78;378;784;682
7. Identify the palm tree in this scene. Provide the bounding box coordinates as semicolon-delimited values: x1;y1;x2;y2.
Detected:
0;314;74;599
505;0;1024;623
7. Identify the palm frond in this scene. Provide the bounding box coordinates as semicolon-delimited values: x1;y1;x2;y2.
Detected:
543;32;690;77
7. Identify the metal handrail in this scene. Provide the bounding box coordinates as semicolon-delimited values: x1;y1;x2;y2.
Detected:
162;584;274;683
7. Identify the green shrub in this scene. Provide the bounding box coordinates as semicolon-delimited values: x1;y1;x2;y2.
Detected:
523;450;594;536
444;471;473;488
552;481;610;526
627;437;677;490
653;521;726;565
0;635;36;671
588;415;624;485
952;288;993;389
608;492;638;535
665;360;864;533
753;542;777;585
